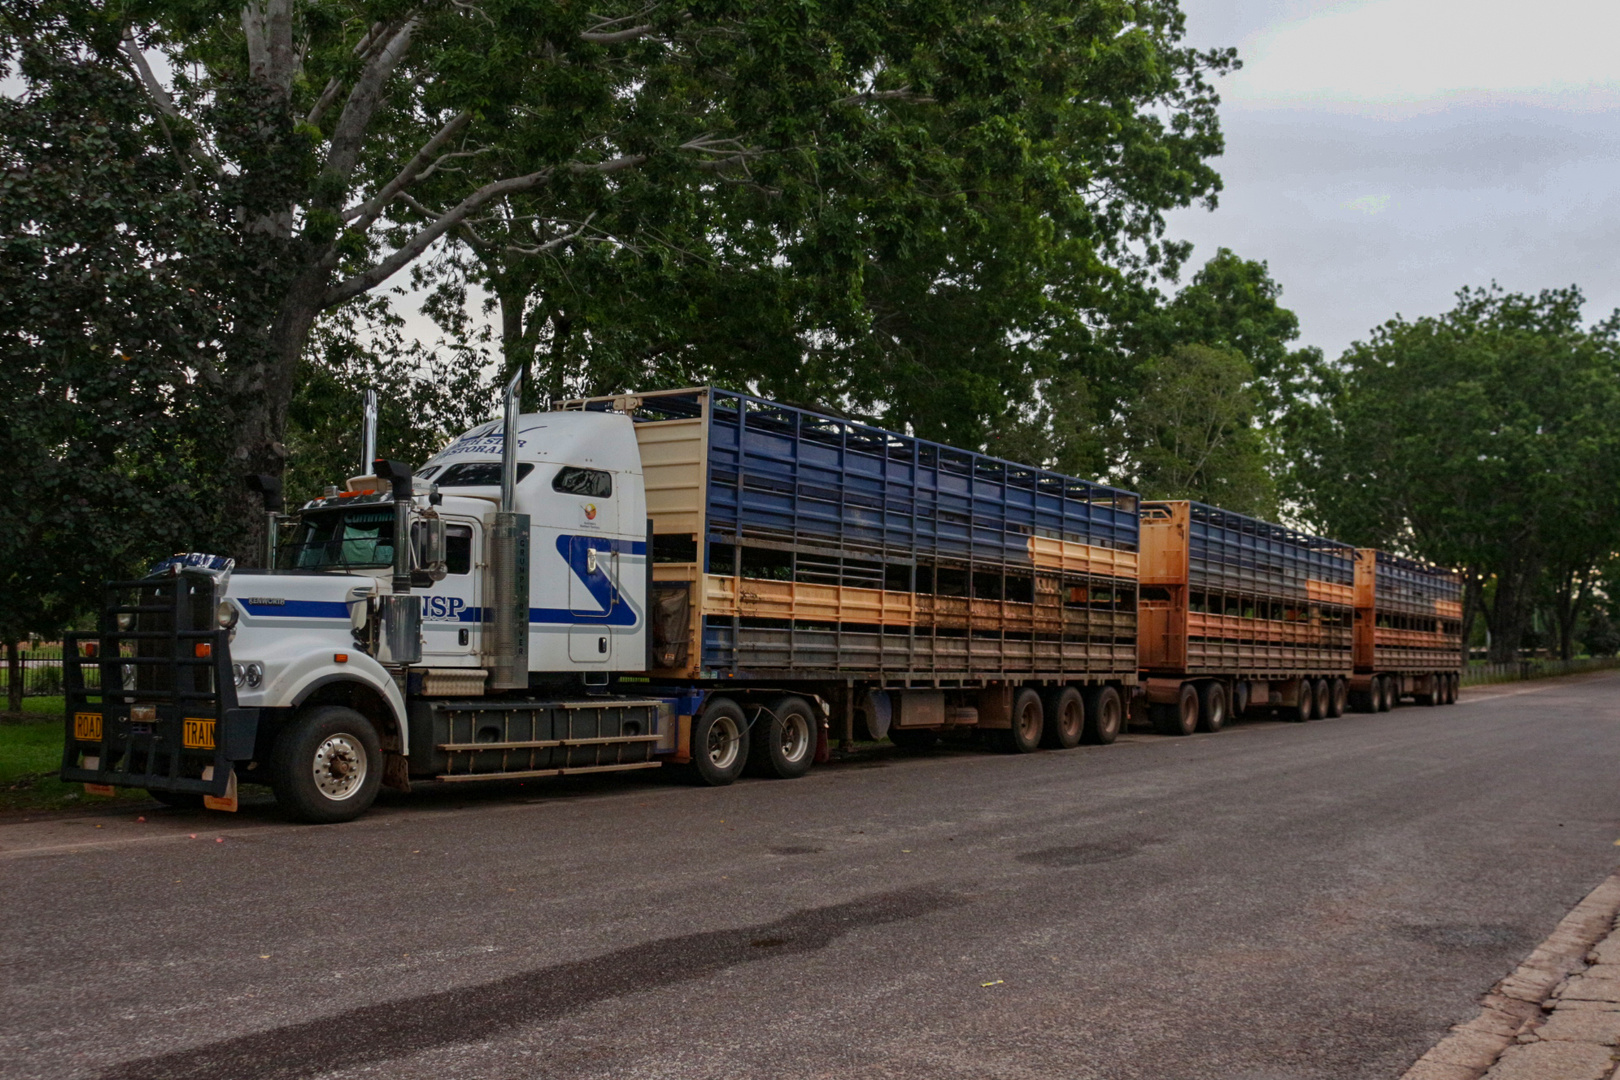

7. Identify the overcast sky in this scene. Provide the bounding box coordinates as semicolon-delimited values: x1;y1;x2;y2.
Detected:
1167;0;1620;359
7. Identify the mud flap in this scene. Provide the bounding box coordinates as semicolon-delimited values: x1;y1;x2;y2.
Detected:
202;766;238;812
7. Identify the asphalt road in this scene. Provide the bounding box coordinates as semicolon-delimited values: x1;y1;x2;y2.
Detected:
4;674;1620;1080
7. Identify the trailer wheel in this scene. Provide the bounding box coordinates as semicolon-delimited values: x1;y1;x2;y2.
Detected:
1153;683;1199;736
1283;680;1312;723
887;728;939;750
270;705;382;824
1383;676;1400;710
1231;681;1250;719
690;698;749;786
1082;685;1123;745
1329;678;1348;718
1196;681;1226;733
746;696;817;779
1312;678;1331;719
998;687;1045;753
1417;675;1439;707
1039;686;1084;749
146;789;205;810
1447;673;1460;703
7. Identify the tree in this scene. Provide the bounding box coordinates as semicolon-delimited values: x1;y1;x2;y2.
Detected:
1145;247;1313;415
402;0;1236;449
5;0;1236;565
1117;344;1274;515
0;20;240;657
1289;286;1620;663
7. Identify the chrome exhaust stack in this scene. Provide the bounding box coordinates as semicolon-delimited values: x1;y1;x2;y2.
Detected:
361;388;378;476
485;370;530;689
370;459;422;666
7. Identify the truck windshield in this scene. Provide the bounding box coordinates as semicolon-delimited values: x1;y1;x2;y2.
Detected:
278;507;395;570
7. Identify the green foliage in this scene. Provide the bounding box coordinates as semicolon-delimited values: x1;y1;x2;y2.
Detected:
285;297;494;508
1289;285;1620;662
1119;344;1274;516
0;18;241;641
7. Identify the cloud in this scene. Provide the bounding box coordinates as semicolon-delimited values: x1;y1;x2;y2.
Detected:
1230;0;1620;110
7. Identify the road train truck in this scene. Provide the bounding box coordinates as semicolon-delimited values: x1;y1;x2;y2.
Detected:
62;385;1143;822
1349;549;1463;711
1135;500;1357;733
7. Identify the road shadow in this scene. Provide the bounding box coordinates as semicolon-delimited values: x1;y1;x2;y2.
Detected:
99;885;960;1080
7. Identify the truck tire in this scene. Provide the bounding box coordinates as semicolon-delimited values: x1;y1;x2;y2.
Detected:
887;728;939;750
1447;673;1460;703
1375;676;1392;712
690;697;749;786
1039;686;1084;749
1196;681;1226;733
270;705;382;824
1417;675;1439;707
1082;684;1123;745
1312;678;1331;719
1329;678;1348;718
1284;680;1313;723
746;696;817;779
1153;683;1199;736
146;789;205;810
999;687;1045;753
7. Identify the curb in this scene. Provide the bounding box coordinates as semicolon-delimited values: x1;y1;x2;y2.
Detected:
1402;868;1620;1080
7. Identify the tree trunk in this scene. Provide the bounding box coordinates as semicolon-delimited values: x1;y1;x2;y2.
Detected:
226;266;330;566
1460;565;1484;667
1486;559;1540;664
6;639;21;715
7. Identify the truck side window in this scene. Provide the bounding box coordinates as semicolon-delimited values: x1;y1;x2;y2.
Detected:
553;466;612;498
436;462;535;487
446;525;473;575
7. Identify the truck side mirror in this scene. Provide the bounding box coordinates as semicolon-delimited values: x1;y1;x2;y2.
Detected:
413;517;447;582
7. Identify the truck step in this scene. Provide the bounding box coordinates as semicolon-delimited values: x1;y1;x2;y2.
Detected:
436;734;662;752
434;761;662;782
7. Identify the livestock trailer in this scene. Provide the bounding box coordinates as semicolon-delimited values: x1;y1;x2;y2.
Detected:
1137;500;1356;733
563;387;1143;753
1351;549;1463;710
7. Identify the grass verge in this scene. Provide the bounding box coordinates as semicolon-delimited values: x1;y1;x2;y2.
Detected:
0;698;149;813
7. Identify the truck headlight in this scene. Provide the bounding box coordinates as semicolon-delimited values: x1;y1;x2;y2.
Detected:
233;662;263;689
216;600;239;628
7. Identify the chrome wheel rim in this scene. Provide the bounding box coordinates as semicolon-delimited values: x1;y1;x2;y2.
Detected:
707;714;741;771
779;712;811;763
312;733;367;801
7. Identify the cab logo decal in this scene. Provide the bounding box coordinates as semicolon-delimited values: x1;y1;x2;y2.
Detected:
583;503;597;521
422;596;467;621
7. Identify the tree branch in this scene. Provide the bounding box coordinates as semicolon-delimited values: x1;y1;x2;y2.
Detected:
341;110;473;231
241;0;297;98
323;154;648;308
835;86;935;106
580;24;655;43
120;31;223;175
304;20;389;128
321;16;420;197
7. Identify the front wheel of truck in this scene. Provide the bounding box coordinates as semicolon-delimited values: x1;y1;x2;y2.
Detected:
270;706;383;824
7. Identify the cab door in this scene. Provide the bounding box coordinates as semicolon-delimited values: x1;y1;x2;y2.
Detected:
419;521;480;663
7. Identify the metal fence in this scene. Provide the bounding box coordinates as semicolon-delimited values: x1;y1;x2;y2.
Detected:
1462;656;1620;687
0;655;100;699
